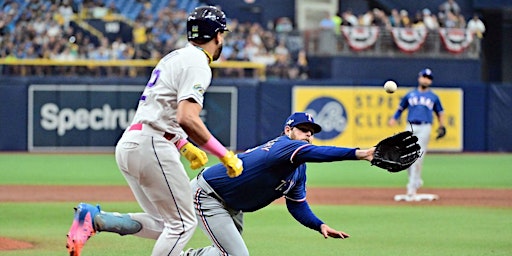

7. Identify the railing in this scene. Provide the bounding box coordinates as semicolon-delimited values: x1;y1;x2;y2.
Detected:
305;27;481;59
0;59;267;80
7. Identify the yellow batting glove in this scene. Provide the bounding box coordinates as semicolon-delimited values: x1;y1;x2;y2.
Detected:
180;142;208;170
220;151;243;178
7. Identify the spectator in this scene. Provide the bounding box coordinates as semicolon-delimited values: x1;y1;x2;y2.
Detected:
332;12;342;35
443;11;459;28
275;16;293;34
467;13;485;38
290;49;309;80
389;9;401;27
412;11;425;29
399;9;411;27
58;0;74;28
91;0;108;19
438;0;461;26
372;8;391;29
422;8;439;31
439;0;461;16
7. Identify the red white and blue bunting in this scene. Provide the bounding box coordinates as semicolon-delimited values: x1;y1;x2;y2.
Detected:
391;27;428;53
341;26;380;51
438;28;474;54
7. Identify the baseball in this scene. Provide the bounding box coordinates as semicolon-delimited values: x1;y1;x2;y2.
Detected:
384;80;397;93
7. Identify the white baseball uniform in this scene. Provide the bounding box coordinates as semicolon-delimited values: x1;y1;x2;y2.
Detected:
115;43;212;256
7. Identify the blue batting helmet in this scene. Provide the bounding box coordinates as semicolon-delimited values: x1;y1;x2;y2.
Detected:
187;6;229;42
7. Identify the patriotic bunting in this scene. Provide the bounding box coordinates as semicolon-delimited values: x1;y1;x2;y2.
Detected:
390;27;428;53
438;28;474;54
341;26;380;51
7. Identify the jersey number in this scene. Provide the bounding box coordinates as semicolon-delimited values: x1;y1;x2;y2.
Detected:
146;69;161;88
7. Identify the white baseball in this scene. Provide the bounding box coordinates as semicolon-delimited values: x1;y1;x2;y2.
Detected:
384;80;397;93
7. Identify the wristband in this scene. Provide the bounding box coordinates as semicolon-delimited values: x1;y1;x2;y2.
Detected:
175;139;188;150
202;136;228;158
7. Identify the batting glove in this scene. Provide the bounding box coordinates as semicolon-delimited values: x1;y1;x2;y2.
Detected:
220;151;243;178
180;142;208;170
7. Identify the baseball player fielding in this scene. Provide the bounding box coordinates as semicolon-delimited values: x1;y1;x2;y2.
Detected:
384;80;397;93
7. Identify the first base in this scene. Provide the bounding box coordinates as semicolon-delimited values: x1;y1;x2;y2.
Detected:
394;194;439;202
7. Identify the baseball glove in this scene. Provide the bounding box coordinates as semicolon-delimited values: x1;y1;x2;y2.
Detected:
435;126;446;140
371;131;421;173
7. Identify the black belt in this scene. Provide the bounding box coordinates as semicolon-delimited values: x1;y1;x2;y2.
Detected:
409;121;430;125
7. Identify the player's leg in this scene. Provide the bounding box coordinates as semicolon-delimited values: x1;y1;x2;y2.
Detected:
116;133;197;256
406;124;431;197
185;178;249;256
146;137;197;256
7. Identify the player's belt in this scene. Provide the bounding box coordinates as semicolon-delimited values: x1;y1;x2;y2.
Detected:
409;121;430;125
128;123;176;141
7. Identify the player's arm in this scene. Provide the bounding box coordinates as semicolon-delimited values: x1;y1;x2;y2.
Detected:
177;99;212;145
177;99;243;177
388;94;409;126
294;144;359;163
286;199;349;239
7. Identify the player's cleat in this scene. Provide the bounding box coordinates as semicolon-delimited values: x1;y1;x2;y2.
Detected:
66;203;100;256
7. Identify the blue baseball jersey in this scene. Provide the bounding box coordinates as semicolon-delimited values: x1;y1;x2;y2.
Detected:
202;135;358;212
394;89;444;123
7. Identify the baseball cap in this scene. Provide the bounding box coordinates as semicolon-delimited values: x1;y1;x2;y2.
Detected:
284;112;322;134
419;68;433;80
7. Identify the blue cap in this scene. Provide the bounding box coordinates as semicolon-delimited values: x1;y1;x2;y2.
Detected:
419;68;433;80
284;112;322;133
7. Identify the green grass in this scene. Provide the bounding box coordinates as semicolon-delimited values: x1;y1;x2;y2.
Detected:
0;203;511;256
1;153;511;188
0;153;511;255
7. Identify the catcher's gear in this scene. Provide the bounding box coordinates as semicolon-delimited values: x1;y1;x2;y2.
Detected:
180;142;208;170
435;126;446;140
220;151;243;178
371;131;421;173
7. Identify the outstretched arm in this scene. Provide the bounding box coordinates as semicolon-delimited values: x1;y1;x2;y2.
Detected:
286;200;349;239
355;148;375;161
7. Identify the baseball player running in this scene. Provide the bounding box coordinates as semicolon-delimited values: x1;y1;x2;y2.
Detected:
183;112;376;256
388;68;446;201
66;6;243;256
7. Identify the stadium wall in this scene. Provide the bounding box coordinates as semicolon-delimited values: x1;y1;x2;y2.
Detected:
1;77;511;152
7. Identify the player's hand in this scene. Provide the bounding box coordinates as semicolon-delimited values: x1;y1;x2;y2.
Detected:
220;151;243;178
180;142;208;170
320;224;350;239
435;126;446;140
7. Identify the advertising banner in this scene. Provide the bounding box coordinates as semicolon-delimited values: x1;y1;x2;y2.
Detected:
292;86;463;151
28;85;236;151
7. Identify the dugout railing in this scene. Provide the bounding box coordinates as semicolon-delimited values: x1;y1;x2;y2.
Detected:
0;59;267;81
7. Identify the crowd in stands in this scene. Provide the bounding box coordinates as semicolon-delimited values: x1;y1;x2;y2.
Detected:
0;0;484;79
320;0;485;34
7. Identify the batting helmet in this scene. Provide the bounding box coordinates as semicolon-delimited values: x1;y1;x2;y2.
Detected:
187;6;229;42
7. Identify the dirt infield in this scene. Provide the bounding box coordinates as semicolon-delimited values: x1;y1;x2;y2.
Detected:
2;185;511;207
1;185;511;250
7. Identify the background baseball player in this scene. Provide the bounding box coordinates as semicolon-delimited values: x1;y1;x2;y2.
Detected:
66;6;243;256
388;68;446;201
183;112;378;256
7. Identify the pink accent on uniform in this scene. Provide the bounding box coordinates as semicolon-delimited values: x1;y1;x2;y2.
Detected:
129;123;143;131
202;136;228;158
175;139;189;149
